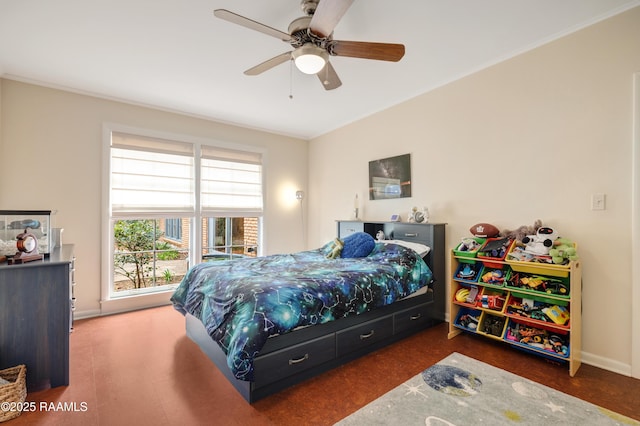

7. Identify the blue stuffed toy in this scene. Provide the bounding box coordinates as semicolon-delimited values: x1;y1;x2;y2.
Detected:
341;232;376;258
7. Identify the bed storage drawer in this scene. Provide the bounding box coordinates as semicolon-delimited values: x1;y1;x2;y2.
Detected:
393;302;432;334
336;316;393;357
390;224;433;245
253;334;335;385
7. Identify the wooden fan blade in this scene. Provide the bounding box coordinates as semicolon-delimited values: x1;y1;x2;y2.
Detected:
317;62;342;90
244;52;292;75
214;9;291;42
330;40;405;62
309;0;354;38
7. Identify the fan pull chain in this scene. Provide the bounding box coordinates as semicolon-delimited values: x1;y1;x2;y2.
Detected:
289;59;294;99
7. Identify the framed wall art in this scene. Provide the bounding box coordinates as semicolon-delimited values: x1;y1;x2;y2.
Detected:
368;153;411;200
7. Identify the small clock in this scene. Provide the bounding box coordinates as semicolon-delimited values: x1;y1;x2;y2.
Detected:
8;228;44;264
17;231;38;253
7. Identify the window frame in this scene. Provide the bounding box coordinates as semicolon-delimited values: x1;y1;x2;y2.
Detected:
101;124;265;314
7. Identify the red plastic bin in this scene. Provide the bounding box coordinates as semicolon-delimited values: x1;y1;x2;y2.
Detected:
477;237;514;269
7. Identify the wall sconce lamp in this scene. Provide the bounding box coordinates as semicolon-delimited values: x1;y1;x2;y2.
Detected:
295;190;304;201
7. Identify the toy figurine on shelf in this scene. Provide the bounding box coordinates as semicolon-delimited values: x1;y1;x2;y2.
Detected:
458;237;481;252
455;262;482;281
549;238;579;265
522;227;558;255
458;313;479;330
408;206;429;223
546;335;569;356
478;237;512;259
482;316;505;336
508;272;569;296
480;294;505;310
481;269;506;285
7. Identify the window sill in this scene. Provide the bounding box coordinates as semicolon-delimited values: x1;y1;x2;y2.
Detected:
100;290;174;316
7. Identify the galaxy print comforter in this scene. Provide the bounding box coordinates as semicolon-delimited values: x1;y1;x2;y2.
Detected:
170;242;433;381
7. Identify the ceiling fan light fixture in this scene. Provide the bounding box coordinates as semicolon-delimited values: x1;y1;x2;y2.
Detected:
292;43;328;74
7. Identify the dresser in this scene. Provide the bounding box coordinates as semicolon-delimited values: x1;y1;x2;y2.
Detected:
0;245;75;391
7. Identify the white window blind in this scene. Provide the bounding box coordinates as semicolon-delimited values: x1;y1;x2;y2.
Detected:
111;132;195;215
201;145;263;215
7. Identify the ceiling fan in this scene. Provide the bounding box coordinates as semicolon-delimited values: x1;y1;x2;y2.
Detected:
214;0;405;90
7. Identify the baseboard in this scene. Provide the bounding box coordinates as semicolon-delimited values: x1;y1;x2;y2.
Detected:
74;309;101;320
100;291;173;316
73;292;173;319
581;351;633;377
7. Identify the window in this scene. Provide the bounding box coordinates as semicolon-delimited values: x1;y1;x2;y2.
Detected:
106;130;263;303
199;145;262;262
164;218;182;241
113;218;190;292
203;217;259;261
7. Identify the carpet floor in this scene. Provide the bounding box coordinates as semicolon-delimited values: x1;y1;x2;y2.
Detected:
335;352;639;425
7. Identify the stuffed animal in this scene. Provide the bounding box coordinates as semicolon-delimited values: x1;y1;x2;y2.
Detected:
522;227;558;255
325;238;344;259
458;237;481;252
341;232;376;258
500;219;542;242
549;238;579;265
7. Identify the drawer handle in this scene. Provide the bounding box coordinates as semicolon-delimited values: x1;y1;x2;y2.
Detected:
404;233;418;237
360;330;375;340
288;354;309;365
410;313;422;321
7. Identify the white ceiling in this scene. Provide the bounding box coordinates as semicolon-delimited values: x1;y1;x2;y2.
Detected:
1;0;638;140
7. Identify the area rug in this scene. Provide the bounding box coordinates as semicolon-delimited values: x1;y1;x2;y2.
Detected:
335;352;639;425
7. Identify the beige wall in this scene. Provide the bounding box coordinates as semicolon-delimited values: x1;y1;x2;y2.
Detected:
0;80;2;165
309;7;640;373
0;80;308;316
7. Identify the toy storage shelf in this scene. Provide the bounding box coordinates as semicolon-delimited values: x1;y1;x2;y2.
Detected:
447;251;582;377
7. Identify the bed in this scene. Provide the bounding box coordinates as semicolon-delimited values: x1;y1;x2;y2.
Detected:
172;221;446;402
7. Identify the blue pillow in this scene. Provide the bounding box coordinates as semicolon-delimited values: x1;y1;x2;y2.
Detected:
341;232;376;258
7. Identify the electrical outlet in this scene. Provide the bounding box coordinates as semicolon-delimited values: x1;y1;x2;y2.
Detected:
591;193;606;210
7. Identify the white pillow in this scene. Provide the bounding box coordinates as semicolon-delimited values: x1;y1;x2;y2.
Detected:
383;240;431;257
